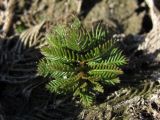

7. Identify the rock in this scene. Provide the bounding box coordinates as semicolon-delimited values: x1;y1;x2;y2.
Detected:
83;0;145;34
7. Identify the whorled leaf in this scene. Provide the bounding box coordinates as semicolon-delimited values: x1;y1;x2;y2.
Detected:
38;18;127;107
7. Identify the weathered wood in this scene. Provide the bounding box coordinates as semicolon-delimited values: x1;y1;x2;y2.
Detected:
138;0;160;61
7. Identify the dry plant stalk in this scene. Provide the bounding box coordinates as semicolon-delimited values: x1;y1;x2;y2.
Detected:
0;0;16;36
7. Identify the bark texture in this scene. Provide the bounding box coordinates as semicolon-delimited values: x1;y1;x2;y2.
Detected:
138;0;160;61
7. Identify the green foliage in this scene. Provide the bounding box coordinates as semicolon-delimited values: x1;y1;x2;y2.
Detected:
15;24;26;33
38;18;127;107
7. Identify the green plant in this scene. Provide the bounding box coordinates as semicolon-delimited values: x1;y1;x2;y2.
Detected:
38;18;127;107
15;24;26;33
